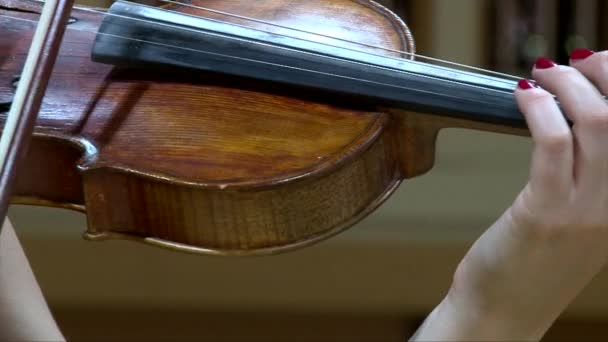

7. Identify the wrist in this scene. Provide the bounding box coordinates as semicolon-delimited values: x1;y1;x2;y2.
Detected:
410;288;548;341
441;216;581;340
443;284;548;341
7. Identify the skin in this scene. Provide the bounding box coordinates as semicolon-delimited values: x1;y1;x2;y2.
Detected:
0;219;64;341
0;50;606;341
412;50;608;340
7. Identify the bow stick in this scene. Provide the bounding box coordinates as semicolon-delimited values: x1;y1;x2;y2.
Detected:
0;0;75;233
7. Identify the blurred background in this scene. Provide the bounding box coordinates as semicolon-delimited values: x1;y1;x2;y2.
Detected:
8;0;608;341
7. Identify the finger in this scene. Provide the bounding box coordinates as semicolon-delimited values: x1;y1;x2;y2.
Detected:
532;58;608;191
569;49;608;95
532;58;608;123
515;80;573;197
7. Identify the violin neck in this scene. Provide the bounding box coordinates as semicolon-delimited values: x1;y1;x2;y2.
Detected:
92;1;525;130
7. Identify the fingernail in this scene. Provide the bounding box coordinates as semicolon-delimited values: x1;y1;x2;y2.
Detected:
517;79;535;90
535;57;557;69
570;48;595;60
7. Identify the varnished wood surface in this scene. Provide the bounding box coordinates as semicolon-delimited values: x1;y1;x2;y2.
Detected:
394;110;529;178
0;0;412;254
0;0;76;226
172;0;414;57
0;0;528;255
95;1;525;131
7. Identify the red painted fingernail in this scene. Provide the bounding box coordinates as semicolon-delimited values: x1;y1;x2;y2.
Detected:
570;48;595;60
517;79;535;90
535;57;557;69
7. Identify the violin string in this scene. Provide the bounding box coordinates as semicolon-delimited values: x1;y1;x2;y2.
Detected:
155;0;523;81
129;0;520;88
115;0;521;88
89;6;523;95
29;0;521;89
3;20;519;121
0;10;517;99
143;1;607;103
88;4;523;94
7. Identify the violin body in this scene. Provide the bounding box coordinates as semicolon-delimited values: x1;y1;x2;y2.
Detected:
0;0;433;255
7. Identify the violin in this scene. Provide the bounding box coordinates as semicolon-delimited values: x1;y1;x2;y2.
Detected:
0;0;527;256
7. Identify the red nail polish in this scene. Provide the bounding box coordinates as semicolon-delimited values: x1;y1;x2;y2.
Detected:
517;79;535;90
570;48;595;60
535;57;557;69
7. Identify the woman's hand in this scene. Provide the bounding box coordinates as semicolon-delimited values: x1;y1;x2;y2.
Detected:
412;49;608;341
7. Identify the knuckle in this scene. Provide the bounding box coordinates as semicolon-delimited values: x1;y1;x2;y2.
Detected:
522;90;554;108
549;66;588;88
528;91;553;102
600;53;608;73
536;174;567;196
537;133;572;154
553;65;580;79
579;112;608;129
513;211;568;240
510;189;566;237
523;219;606;242
515;208;578;239
511;187;608;240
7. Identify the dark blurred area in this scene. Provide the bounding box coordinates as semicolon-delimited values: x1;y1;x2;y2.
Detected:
381;0;606;72
10;0;608;341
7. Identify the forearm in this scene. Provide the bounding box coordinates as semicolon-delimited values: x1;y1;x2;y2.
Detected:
0;219;64;341
409;290;548;342
410;214;600;342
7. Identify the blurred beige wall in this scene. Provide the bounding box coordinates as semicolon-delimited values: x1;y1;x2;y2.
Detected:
409;0;490;66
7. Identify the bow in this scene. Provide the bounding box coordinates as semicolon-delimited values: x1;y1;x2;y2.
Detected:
0;0;75;233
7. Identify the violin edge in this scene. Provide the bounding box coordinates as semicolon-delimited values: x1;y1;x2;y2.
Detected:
81;174;402;257
353;0;416;58
80;122;402;255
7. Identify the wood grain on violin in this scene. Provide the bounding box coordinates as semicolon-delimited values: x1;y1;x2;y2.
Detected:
0;0;526;255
